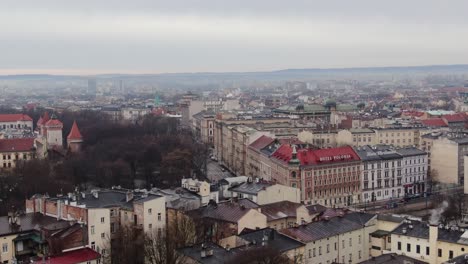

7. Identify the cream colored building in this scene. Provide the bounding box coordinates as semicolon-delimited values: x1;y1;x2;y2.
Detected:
374;128;421;147
229;180;301;205
181;178;218;205
260;201;313;230
390;220;468;264
0;138;35;170
298;130;338;148
337;128;377;146
281;212;377;264
369;214;406;257
431;136;468;185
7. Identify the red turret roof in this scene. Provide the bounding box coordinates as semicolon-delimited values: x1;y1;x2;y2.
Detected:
45;119;63;127
37;112;50;126
67;121;83;140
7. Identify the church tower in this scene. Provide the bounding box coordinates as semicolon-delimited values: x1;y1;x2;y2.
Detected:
67;121;83;153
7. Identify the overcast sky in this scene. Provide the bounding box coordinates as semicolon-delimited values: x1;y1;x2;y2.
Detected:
1;0;468;75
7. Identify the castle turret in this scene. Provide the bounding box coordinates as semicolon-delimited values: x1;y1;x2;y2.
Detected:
44;114;63;149
67;121;83;153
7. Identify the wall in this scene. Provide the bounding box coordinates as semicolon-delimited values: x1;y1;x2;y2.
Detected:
87;208;111;258
142;197;166;235
257;184;301;205
0;234;17;264
237;209;267;234
430;138;458;184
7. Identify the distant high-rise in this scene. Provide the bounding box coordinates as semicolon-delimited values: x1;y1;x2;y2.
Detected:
87;79;97;95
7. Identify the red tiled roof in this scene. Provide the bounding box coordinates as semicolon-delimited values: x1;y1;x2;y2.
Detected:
271;145;360;165
33;248;100;264
421;118;447;127
45;119;63;127
67;121;83;140
249;135;275;151
0;138;35;152
442;113;468;123
0;114;33;122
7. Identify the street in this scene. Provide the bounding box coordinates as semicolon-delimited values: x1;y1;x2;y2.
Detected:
206;160;235;182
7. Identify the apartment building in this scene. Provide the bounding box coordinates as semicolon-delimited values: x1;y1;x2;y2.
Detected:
229;179;301;205
281;212;377;264
0;138;35;170
25;189;166;260
191;111;216;146
0;114;33;131
390;220;468;264
260;201;313;230
430;135;468;185
355;145;404;202
269;145;362;206
374;127;421;148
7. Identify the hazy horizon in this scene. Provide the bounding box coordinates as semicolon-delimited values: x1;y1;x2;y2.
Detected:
2;0;468;75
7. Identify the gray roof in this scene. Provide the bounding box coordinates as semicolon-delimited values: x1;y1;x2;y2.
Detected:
58;189;162;210
152;187;201;210
188;200;257;223
0;213;70;236
391;220;467;244
179;228;304;264
281;212;376;242
377;214;406;223
394;147;427;157
229;182;273;195
354;145;402;161
444;253;468;264
358;253;427;264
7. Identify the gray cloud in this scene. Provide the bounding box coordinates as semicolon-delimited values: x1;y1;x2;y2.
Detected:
1;0;468;74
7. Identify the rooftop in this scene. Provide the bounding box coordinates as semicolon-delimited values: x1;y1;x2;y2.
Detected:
32;247;100;264
0;138;35;152
0;114;33;123
229;181;274;195
259;201;303;222
281;212;375;243
271;145;360;166
0;213;70;237
358;253;427;264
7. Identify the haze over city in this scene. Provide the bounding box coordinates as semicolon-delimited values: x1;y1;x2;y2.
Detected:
1;0;468;75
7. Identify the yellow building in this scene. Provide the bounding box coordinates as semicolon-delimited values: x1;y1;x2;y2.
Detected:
281;212;378;264
390;219;468;264
0;138;35;170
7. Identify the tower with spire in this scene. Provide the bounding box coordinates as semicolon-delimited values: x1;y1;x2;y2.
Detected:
67;121;83;153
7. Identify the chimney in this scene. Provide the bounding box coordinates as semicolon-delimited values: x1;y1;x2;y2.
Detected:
429;224;438;264
91;190;99;199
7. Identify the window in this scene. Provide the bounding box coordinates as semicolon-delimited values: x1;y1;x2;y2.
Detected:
91;225;95;235
110;209;115;217
111;223;115;233
416;245;420;254
149;224;152;229
2;243;8;253
342;240;345;249
397;242;401;250
358;250;361;259
313;248;316;257
438;249;442;257
407;243;411;252
101;217;105;223
308;249;311;258
449;250;454;259
358;235;361;244
319;246;322;255
158;213;162;221
91;242;96;250
101;233;105;238
426;247;430;256
349;238;352;246
327;244;330;253
148;208;152;215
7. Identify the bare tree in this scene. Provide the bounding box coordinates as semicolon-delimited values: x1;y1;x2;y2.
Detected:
144;213;198;264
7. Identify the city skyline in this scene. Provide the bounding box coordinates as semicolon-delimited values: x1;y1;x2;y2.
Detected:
1;0;468;75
